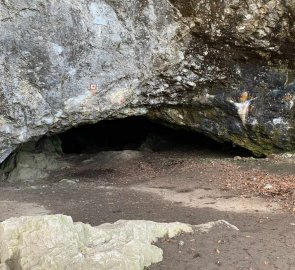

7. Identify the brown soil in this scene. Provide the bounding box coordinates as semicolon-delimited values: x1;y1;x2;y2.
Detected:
1;147;295;269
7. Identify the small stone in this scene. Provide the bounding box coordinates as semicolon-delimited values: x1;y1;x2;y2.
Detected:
179;240;184;247
264;184;273;190
217;239;225;244
186;81;196;87
216;260;222;266
59;179;79;185
82;158;94;164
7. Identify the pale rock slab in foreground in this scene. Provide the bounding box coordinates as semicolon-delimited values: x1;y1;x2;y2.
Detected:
0;215;238;270
0;215;192;270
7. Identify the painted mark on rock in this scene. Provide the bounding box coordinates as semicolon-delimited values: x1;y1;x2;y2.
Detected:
89;84;97;95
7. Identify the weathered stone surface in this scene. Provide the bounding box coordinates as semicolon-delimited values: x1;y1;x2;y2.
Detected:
0;214;193;270
0;214;240;270
0;137;67;182
1;0;295;158
4;151;66;183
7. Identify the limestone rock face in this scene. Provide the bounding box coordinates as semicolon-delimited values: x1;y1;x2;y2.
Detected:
0;214;193;270
1;0;295;158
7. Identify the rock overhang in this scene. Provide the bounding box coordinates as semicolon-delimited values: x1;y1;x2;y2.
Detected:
1;0;295;163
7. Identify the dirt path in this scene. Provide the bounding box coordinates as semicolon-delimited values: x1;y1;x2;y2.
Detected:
1;148;295;269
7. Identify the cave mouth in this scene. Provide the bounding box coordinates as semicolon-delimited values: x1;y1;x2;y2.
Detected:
58;117;251;157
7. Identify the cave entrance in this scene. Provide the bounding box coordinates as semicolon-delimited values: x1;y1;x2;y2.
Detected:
0;116;251;183
58;117;250;157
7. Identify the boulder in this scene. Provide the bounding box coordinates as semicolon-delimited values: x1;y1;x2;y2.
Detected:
0;214;239;270
0;137;67;182
0;214;193;270
4;151;65;183
1;0;295;158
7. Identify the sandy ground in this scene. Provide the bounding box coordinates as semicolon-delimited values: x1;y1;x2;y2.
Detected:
1;147;295;269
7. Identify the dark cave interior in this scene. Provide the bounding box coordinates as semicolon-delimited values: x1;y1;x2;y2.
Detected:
58;117;251;157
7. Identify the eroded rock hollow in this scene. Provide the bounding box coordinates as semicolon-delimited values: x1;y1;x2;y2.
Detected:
1;0;295;161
